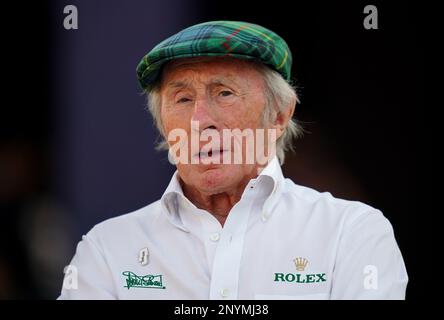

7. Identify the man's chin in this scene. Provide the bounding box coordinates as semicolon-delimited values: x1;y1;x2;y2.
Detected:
196;167;239;192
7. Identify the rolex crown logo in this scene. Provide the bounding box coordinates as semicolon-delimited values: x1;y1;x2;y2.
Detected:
293;257;308;271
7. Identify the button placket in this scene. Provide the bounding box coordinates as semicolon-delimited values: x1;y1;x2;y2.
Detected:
208;194;254;300
209;232;220;242
220;288;230;298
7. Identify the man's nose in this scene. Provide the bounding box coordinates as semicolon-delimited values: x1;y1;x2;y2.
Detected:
191;97;218;131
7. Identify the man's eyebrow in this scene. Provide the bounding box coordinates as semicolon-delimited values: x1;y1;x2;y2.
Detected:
166;80;189;89
210;77;239;87
165;77;240;89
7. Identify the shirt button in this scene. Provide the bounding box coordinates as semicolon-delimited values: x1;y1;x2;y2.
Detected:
220;288;229;298
261;211;270;222
209;232;220;242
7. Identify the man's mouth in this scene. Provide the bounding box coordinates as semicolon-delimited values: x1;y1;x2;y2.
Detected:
195;149;229;160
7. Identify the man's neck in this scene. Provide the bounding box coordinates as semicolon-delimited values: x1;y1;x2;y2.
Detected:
180;171;257;227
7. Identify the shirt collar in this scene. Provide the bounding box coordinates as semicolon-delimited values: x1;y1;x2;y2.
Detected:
160;156;285;230
159;171;190;232
254;156;285;221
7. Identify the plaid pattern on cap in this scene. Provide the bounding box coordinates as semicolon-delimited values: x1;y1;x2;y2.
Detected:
136;20;292;90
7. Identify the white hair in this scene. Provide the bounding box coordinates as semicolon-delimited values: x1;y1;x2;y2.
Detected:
144;59;303;165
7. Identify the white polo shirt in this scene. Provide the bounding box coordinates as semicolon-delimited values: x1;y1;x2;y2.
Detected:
58;157;408;300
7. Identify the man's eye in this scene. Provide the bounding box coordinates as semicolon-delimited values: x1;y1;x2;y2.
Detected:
176;97;191;103
219;90;233;97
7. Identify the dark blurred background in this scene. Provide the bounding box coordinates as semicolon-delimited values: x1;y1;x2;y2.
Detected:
1;0;426;299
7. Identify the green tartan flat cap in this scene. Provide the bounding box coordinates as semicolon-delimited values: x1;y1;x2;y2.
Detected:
136;20;292;90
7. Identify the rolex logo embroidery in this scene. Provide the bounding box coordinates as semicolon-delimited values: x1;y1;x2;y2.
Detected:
274;257;327;283
293;257;308;271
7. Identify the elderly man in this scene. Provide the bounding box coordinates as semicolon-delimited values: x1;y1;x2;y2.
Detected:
59;21;408;300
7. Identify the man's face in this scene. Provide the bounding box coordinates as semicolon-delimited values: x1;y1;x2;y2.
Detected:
159;57;271;195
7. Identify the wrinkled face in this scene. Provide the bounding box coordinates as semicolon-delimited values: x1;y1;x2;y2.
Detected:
159;57;273;195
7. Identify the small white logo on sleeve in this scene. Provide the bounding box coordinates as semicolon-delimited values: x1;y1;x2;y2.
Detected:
363;265;378;290
139;247;149;266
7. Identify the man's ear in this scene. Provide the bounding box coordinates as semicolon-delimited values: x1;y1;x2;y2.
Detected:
273;98;296;139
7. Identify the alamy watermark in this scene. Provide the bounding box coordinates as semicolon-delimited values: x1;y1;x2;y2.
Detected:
363;5;378;30
62;264;78;290
363;265;378;290
166;121;277;166
63;5;78;30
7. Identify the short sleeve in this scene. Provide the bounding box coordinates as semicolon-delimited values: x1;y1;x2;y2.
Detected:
58;231;117;300
330;210;408;299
